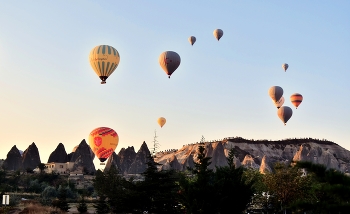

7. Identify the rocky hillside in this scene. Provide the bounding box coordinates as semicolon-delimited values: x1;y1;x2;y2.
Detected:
154;137;350;173
105;141;151;174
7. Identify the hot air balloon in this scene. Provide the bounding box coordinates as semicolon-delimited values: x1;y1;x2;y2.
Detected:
213;29;223;41
159;51;181;78
88;127;119;164
282;63;289;72
188;36;196;46
157;117;166;128
89;45;120;84
272;96;285;109
268;86;284;103
290;93;303;109
277;106;293;125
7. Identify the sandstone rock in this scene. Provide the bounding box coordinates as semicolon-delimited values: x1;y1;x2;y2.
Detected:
22;142;41;170
69;139;96;174
209;142;227;170
104;152;121;171
118;146;136;174
259;155;272;174
160;154;182;171
128;141;151;174
3;146;23;170
48;143;68;163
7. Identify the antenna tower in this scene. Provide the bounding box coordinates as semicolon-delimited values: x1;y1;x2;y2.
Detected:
200;135;205;144
152;130;160;156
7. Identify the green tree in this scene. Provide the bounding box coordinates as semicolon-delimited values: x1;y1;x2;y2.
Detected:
263;162;313;213
134;155;180;213
52;185;70;212
93;165;133;213
93;195;110;214
291;161;350;213
214;148;255;214
77;195;88;214
178;145;216;213
40;186;57;205
37;163;46;173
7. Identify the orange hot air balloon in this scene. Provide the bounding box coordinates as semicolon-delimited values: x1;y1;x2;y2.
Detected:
157;117;166;128
290;93;303;109
88;127;119;163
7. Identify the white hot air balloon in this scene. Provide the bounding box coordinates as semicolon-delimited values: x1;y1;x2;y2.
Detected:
213;29;223;41
268;86;284;103
277;106;293;125
272;96;285;109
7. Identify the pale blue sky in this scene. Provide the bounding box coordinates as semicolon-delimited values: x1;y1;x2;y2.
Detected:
0;1;349;168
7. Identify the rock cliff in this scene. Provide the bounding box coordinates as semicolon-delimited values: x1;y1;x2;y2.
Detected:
22;142;41;170
2;146;23;170
69;139;96;174
48;143;68;163
154;137;350;173
128;141;151;174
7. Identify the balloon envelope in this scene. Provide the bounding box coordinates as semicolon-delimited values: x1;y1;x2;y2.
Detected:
89;45;120;84
157;117;166;128
213;29;223;41
290;93;303;109
188;36;196;45
88;127;119;162
268;86;284;103
277;106;293;125
282;63;289;72
272;96;285;109
159;51;181;78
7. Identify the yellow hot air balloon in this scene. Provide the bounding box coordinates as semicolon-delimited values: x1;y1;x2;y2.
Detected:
88;127;119;163
89;45;120;84
268;86;284;103
159;51;181;78
277;106;293;125
158;117;166;128
272;96;285;109
213;29;223;41
282;63;289;72
188;36;196;46
290;93;303;109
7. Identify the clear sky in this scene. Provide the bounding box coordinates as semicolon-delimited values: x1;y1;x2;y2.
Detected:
0;1;349;169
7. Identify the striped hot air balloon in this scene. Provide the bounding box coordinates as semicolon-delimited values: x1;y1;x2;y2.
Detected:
282;63;289;72
290;93;303;109
89;45;120;84
88;127;119;163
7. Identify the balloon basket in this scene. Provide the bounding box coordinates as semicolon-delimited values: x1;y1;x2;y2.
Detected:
100;163;105;165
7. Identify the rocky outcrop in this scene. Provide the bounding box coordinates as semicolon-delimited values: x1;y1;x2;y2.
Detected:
160;154;182;171
2;146;23;170
105;152;121;171
69;139;96;174
209;142;228;169
48;143;68;163
154;137;350;173
22;142;41;170
259;155;272;174
128;141;151;174
118;147;137;174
